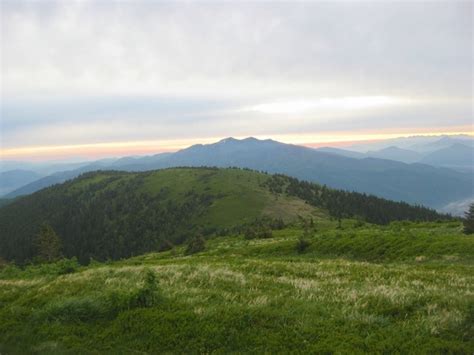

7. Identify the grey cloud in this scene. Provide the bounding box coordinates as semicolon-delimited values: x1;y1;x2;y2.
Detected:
2;1;471;97
0;0;472;149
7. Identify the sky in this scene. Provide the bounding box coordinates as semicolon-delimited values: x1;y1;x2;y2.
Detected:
1;0;472;161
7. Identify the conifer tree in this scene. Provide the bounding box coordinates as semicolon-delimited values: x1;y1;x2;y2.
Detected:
463;204;474;235
36;223;63;262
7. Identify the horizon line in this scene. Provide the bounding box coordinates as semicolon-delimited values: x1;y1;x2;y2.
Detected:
1;130;472;162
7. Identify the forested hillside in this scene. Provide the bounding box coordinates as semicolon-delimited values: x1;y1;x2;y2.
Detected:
0;168;314;263
0;168;450;264
264;174;445;224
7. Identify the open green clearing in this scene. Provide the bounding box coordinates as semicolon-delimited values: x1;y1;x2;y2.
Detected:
1;220;472;353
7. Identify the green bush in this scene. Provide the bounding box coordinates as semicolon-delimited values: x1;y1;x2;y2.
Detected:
40;297;107;322
185;236;206;255
354;218;365;228
244;226;273;239
296;238;311;254
55;257;80;275
129;269;160;308
0;263;21;279
0;258;81;279
38;269;161;323
270;218;286;230
258;226;273;238
158;240;174;252
244;228;257;240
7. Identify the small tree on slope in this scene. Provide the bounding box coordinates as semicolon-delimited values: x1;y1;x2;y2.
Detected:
463;204;474;235
36;223;63;262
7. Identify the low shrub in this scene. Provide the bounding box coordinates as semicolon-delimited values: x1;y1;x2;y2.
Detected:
244;228;257;240
185;236;206;255
55;257;80;275
38;269;161;323
0;263;22;279
0;258;81;279
157;240;174;252
244;226;273;239
269;218;286;230
258;226;273;238
40;296;107;322
296;238;311;254
129;269;160;308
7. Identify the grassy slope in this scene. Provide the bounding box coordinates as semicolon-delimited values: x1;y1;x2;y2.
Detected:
1;167;322;231
138;168;321;227
0;220;472;353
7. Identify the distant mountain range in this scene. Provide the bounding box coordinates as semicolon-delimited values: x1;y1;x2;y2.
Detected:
0;169;43;196
2;136;473;214
345;134;473;153
318;135;473;171
419;143;473;168
366;147;423;164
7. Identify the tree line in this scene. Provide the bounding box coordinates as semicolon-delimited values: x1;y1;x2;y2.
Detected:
263;174;452;225
0;171;215;264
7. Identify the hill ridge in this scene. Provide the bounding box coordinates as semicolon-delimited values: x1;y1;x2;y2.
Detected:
0;167;449;264
4;137;473;213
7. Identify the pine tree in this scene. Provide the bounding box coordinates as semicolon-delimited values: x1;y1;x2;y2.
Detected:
463;204;474;235
36;223;63;262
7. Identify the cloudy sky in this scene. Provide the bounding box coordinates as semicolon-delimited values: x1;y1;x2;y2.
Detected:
1;0;472;160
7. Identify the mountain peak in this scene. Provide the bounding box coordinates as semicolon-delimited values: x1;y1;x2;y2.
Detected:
218;137;238;144
217;137;274;145
242;137;259;142
379;146;414;153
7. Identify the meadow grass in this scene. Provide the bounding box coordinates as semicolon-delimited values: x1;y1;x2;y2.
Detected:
0;220;472;353
141;168;321;227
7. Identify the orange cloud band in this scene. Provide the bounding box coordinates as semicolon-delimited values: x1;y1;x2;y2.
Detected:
1;127;472;161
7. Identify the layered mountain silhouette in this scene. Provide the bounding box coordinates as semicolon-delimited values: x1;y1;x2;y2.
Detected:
0;169;43;196
318;136;473;172
419;143;473;169
365;146;423;164
4;137;473;211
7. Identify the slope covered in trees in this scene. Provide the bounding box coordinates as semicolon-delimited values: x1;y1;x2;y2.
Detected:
0;167;450;264
0;168;317;263
264;174;447;225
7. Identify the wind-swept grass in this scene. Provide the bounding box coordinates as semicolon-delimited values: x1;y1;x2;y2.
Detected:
0;220;472;353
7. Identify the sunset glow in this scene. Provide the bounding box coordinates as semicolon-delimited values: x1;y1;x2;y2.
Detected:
2;128;472;161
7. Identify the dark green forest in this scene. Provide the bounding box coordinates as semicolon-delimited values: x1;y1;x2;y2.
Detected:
264;174;448;224
0;167;451;264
